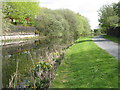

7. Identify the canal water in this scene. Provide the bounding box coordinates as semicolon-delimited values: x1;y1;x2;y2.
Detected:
2;37;73;88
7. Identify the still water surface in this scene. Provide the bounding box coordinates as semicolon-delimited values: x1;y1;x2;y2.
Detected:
2;37;73;88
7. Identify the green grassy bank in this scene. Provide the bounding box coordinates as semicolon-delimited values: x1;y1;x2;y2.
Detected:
103;35;120;43
51;37;118;88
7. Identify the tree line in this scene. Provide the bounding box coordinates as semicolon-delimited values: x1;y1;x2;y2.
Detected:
98;1;120;34
35;8;91;40
2;1;91;40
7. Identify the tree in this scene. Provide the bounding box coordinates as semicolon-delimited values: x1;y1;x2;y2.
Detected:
77;13;91;36
2;1;40;25
114;1;120;18
56;9;82;39
114;1;120;25
35;8;91;40
98;3;119;33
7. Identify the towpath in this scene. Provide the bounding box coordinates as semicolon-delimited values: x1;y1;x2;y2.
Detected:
92;35;119;60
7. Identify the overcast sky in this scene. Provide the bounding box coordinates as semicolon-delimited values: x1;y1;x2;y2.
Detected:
39;0;119;29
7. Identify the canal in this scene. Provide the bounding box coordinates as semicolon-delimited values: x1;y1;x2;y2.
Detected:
2;37;73;88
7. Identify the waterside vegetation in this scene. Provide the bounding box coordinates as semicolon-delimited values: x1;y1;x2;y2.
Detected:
2;0;119;89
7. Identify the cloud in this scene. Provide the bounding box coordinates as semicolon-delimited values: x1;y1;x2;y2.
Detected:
39;0;119;29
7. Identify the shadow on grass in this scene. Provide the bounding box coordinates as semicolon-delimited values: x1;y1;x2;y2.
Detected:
93;39;110;42
75;40;92;43
75;39;110;44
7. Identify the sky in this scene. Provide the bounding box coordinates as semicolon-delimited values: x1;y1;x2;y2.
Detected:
39;0;119;29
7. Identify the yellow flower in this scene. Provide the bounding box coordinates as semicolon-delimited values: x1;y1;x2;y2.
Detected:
50;65;52;68
53;52;57;55
43;65;46;68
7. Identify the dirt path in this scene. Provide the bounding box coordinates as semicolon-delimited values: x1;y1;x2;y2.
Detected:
92;35;119;60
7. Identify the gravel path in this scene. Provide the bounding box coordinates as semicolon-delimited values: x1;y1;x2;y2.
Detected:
92;35;119;60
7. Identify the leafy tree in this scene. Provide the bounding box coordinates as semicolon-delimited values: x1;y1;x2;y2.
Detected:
77;13;91;36
35;8;66;37
94;29;101;35
2;1;40;25
55;9;81;39
98;3;119;33
114;1;120;25
106;15;119;27
114;1;120;18
35;8;91;40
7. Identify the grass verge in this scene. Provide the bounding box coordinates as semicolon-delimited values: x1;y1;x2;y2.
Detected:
103;35;120;43
50;37;118;88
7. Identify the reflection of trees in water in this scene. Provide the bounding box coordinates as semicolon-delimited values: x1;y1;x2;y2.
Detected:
2;37;73;88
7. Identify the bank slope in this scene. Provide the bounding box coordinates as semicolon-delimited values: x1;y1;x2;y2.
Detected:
50;37;118;88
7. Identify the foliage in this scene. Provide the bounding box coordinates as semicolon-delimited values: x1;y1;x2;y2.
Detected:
35;8;66;37
33;61;52;72
2;36;67;88
106;15;119;27
2;2;91;38
98;2;120;33
35;8;91;40
26;52;64;88
114;1;120;18
77;13;91;36
56;9;80;39
2;1;40;25
26;61;53;88
94;29;101;35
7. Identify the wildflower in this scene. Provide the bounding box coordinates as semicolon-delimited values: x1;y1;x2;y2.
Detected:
43;65;46;68
50;65;52;68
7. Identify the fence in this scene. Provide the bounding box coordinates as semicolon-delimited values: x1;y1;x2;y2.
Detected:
107;27;120;37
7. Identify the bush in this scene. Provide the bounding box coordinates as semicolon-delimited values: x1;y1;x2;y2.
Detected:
35;8;91;40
